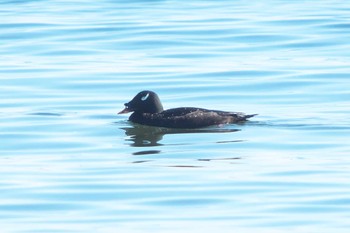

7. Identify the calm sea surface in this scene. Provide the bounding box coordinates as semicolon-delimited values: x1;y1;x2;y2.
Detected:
1;1;350;232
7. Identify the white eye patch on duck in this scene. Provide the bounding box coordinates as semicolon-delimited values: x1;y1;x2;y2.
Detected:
141;93;150;101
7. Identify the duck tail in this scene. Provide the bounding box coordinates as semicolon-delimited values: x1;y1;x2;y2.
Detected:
230;113;257;122
243;114;258;120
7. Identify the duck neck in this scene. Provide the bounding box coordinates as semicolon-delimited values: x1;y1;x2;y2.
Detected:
148;96;164;113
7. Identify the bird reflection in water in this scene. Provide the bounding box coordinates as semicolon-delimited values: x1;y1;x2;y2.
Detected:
120;123;240;148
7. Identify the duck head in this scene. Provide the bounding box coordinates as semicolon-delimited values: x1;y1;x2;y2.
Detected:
118;90;164;114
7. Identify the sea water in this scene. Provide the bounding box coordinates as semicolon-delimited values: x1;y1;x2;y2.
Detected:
1;1;350;232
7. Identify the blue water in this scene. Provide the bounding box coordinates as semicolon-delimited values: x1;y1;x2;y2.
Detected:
1;0;350;232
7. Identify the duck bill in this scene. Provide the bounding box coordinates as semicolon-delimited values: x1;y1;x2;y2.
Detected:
118;107;132;114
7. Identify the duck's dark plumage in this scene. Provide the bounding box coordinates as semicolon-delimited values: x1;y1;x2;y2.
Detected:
119;90;256;129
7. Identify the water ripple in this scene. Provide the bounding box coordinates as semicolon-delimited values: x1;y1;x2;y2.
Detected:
1;0;350;232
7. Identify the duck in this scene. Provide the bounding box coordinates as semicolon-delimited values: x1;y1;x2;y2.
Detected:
118;90;257;129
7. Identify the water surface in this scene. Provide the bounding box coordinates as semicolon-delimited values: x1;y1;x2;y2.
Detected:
1;0;350;232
